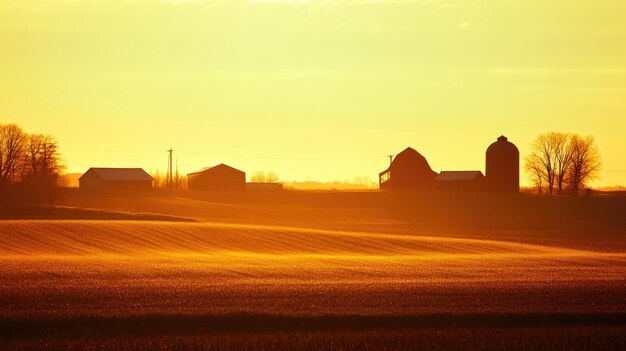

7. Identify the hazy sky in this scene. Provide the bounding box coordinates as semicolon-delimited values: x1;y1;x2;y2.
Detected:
1;0;625;185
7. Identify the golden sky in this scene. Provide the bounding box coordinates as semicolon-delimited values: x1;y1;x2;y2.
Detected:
1;0;625;185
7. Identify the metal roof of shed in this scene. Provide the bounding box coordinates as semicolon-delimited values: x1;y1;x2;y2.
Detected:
80;168;153;181
435;171;484;181
187;163;244;176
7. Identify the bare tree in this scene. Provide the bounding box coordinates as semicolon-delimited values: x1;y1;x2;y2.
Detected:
23;133;45;179
526;133;558;195
150;168;186;189
250;170;280;183
526;131;602;196
250;171;267;183
22;134;64;205
39;135;62;176
552;132;574;195
150;170;166;189
0;124;27;183
524;153;546;195
567;134;601;194
1;124;65;205
266;171;280;183
19;134;63;181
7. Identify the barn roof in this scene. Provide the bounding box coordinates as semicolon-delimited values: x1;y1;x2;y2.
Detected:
379;147;435;176
435;171;484;181
80;168;153;181
187;163;244;176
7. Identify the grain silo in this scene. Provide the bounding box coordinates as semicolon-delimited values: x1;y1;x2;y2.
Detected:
486;136;519;193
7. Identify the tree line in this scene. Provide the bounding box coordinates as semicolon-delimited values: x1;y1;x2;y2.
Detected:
0;123;64;204
524;132;601;195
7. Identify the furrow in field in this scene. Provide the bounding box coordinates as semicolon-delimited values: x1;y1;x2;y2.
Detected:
0;220;591;258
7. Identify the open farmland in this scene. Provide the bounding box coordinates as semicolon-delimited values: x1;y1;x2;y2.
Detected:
0;214;625;349
1;192;626;349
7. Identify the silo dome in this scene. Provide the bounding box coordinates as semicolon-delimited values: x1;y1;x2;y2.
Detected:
486;135;519;193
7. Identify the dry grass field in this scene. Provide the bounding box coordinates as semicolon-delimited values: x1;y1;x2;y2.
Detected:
1;190;625;349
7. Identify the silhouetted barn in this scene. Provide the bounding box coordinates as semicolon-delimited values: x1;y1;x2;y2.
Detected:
78;168;153;190
187;164;246;191
486;136;519;193
434;171;485;192
379;147;437;190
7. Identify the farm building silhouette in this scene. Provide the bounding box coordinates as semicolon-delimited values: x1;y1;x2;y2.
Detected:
380;136;519;193
486;135;520;193
379;147;437;190
187;164;246;191
79;168;153;190
434;171;485;192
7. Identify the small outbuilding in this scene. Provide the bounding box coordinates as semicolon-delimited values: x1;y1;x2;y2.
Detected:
434;171;485;192
187;164;246;191
79;168;153;190
379;147;437;190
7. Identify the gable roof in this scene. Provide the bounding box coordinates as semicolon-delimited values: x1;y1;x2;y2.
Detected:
80;168;153;181
187;163;244;176
435;171;484;181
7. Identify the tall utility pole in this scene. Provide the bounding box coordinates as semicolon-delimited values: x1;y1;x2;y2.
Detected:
167;147;173;188
387;154;394;166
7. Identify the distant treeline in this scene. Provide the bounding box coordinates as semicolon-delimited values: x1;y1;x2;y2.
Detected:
283;179;378;191
0;123;64;205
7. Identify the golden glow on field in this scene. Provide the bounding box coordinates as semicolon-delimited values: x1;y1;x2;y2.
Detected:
0;220;584;256
2;220;624;284
2;1;626;185
1;220;624;319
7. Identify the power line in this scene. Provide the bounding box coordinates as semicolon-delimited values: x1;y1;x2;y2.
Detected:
176;150;388;161
62;148;163;154
62;147;390;162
